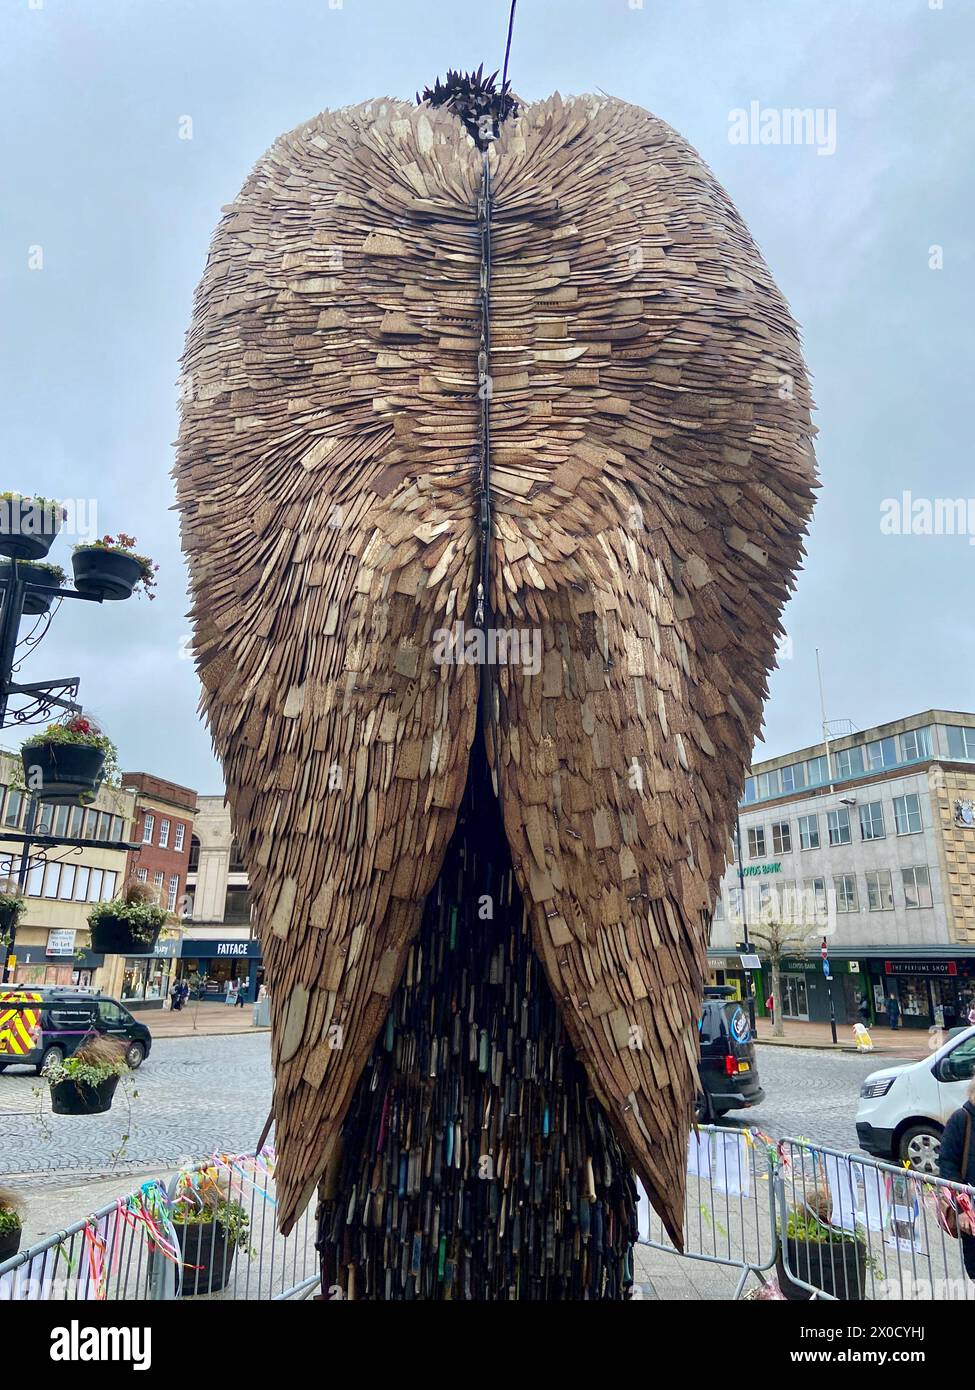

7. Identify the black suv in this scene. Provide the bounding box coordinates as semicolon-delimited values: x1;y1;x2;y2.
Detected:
696;986;765;1121
0;989;152;1074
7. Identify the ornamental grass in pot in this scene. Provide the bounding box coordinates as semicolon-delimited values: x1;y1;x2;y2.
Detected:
775;1195;868;1301
88;880;169;957
170;1188;254;1296
20;715;116;805
72;533;158;602
0;1187;25;1263
43;1035;129;1117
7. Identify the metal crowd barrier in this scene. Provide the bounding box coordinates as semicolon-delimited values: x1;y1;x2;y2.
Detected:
3;1134;973;1301
638;1126;975;1301
0;1149;319;1302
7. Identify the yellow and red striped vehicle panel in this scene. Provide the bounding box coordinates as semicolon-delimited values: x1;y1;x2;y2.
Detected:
0;989;41;1056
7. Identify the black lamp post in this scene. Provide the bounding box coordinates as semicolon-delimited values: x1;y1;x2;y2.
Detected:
734;810;757;1036
0;504;141;985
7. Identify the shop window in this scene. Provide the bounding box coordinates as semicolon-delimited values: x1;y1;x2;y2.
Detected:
858;802;885;841
893;793;922;835
902;866;933;909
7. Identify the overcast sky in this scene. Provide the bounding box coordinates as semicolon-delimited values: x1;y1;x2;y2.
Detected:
1;0;971;795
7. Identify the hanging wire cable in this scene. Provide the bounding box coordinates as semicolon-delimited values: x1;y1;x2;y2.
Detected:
501;0;517;94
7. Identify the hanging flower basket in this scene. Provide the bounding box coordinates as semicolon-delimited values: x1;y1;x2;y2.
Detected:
87;885;168;957
1;559;68;616
44;1038;129;1117
20;717;112;805
50;1074;120;1116
0;494;64;563
72;534;158;601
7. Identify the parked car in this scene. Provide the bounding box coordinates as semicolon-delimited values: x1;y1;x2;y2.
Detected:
856;1024;975;1173
696;986;765;1121
0;988;151;1075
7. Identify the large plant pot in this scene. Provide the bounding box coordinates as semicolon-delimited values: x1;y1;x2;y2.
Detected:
20;740;105;805
776;1237;867;1300
173;1219;236;1296
0;1227;23;1263
0;500;62;563
0;561;62;615
50;1074;119;1116
72;547;143;601
88;917;161;956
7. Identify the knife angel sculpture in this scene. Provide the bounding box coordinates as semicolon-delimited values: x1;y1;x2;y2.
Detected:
176;79;816;1297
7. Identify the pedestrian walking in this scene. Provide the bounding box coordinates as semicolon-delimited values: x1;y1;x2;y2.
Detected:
170;980;183;1012
968;1000;975;1027
938;1078;975;1281
179;980;190;1008
887;994;900;1030
235;978;246;1008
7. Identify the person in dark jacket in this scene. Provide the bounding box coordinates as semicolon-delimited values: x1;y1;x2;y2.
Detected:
938;1079;975;1280
858;995;871;1025
887;994;900;1030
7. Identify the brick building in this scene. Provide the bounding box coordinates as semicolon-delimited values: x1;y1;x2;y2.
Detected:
121;771;197;918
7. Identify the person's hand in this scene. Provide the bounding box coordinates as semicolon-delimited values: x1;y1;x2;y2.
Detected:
959;1213;975;1237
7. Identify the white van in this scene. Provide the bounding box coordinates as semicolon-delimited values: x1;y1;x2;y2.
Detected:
856;1025;975;1173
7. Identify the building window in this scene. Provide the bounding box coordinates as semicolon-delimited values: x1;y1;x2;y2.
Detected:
726;887;742;922
833;746;863;779
188;835;201;872
42;862;60;898
53;805;69;837
3;790;23;828
833;874;858;912
83;809;98;839
742;777;756;805
110;815;124;842
803;877;828;915
69;805;84;837
806;755;829;785
27;860;44;895
780;763;807;793
224;886;251;924
96;812;112;841
58;865;76;900
892;792;922;835
229;840;247;873
137;868;148;883
167;874;179;911
87;869;104;902
797;814;820;851
747;826;766;860
866;736;897;771
771;821;792;855
713;895;724;921
827;808;851;846
902;866;933;909
73;867;90;901
153;871;164;892
756;770;781;800
143;813;155;845
102;871;117;901
160;819;170;849
174;823;185;852
858;802;885;841
37;804;54;834
946;726;975;761
900;727;931;762
865;870;894;911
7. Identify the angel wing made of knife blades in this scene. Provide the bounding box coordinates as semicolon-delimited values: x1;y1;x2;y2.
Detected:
175;93;817;1239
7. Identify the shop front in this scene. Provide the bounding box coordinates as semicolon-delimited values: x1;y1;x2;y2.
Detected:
10;941;105;989
864;957;975;1030
175;938;262;1003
